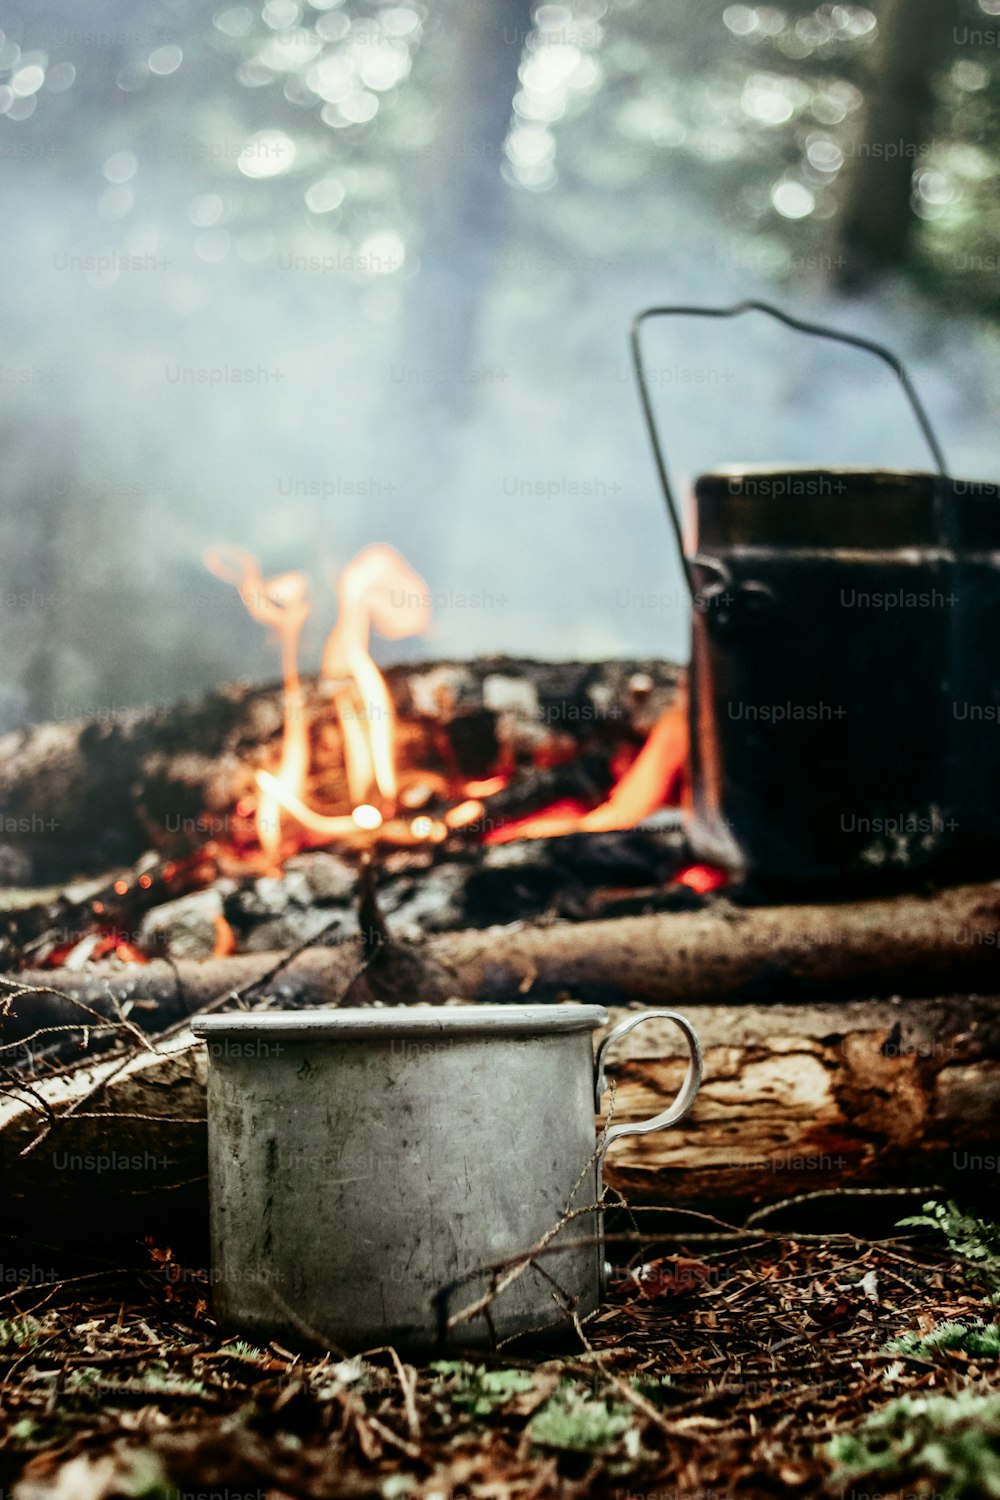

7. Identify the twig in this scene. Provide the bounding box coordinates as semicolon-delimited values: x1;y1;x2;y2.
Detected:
570;1310;704;1440
743;1186;946;1229
387;1346;421;1442
0;979;156;1056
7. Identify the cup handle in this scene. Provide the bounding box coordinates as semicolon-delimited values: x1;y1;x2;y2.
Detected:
594;1010;703;1155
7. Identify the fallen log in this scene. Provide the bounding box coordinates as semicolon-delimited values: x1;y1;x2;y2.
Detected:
4;880;1000;1062
604;996;1000;1206
3;995;999;1262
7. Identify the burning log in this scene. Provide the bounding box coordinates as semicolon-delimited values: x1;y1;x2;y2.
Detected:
1;819;697;976
0;659;679;883
3;993;999;1260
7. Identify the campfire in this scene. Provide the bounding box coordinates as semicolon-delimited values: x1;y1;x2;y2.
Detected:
201;538;703;869
4;0;999;1469
0;539;723;978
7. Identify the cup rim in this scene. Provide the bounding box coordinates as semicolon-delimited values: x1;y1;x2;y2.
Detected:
192;1002;610;1042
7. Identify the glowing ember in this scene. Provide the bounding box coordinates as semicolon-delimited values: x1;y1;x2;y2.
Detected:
485;797;592;846
463;775;508;797
674;864;729;895
213;913;237;957
444;798;485;831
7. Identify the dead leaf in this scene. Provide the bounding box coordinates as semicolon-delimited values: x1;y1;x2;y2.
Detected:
636;1257;712;1299
805;1296;855;1331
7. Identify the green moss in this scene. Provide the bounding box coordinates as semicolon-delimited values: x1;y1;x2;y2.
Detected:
63;1363;208;1399
529;1383;636;1455
827;1390;1000;1500
429;1360;537;1416
884;1320;1000;1361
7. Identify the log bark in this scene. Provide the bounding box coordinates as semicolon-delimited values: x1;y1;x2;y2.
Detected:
4;995;999;1261
0;659;679;882
602;996;1000;1207
5;880;1000;1061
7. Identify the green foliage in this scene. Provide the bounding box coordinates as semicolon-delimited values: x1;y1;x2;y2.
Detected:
429;1360;537;1416
382;1477;416;1500
827;1390;1000;1500
899;1200;1000;1294
0;1316;44;1352
224;1338;266;1362
108;1449;175;1500
884;1319;1000;1360
7;1416;43;1447
131;1366;208;1397
64;1363;208;1399
430;1361;648;1457
529;1383;636;1455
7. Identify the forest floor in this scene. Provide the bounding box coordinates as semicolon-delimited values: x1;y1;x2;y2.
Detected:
2;1200;999;1500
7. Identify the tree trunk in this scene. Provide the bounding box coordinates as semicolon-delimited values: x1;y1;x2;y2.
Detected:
394;0;534;421
833;0;956;285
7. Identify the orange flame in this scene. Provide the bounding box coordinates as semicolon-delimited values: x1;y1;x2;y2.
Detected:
207;543;431;857
321;545;430;807
205;546;310;860
255;771;378;840
484;690;689;843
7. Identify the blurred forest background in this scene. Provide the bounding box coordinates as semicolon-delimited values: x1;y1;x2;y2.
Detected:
1;0;999;727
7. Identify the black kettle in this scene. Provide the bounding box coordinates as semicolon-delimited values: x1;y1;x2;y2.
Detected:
631;299;1000;888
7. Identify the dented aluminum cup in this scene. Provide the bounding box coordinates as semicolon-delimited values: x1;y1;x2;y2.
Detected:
192;1004;702;1354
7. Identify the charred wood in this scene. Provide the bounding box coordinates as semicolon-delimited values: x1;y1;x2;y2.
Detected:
0;659;679;882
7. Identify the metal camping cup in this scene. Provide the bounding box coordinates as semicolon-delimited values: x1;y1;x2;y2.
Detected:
192;1004;702;1353
631;299;1000;887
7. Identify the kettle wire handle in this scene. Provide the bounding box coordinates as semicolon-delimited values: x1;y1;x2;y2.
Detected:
595;1009;703;1154
629;299;950;601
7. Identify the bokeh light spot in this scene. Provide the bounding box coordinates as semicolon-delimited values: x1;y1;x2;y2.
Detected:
723;5;759;35
45;62;76;91
103;150;138;183
304;176;346;212
238;128;297;177
11;64;46;97
771;179;815;218
340;90;379;123
214;6;255;36
148;45;183;76
357;230;405;274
